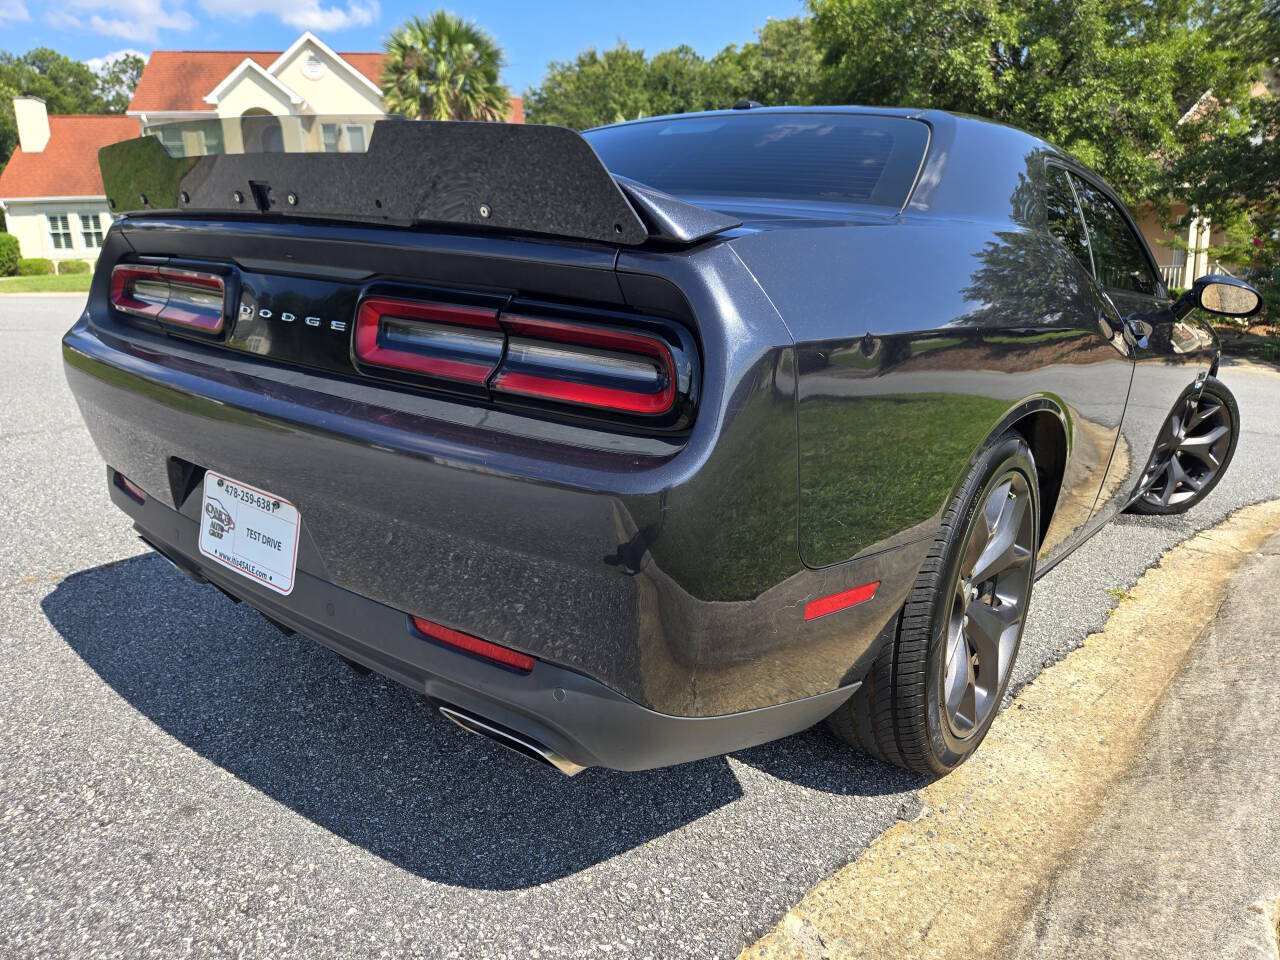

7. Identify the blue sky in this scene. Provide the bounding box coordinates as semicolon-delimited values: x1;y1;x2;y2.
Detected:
0;0;807;94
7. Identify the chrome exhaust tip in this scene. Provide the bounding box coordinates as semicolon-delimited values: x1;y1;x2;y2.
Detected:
438;705;586;777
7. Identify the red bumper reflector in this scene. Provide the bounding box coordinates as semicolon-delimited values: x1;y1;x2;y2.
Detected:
411;616;535;673
113;471;147;504
804;581;879;621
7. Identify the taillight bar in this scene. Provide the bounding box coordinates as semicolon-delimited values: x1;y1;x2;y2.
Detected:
110;264;227;334
493;315;676;416
354;297;503;386
352;292;692;424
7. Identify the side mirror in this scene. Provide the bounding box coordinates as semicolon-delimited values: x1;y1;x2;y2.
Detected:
1173;274;1262;320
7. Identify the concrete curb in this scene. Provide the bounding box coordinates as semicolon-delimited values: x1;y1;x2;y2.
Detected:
739;499;1280;960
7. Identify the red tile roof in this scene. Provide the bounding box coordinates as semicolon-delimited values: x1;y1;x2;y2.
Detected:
0;114;139;200
129;50;386;113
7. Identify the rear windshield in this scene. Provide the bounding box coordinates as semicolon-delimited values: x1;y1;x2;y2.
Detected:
583;113;929;208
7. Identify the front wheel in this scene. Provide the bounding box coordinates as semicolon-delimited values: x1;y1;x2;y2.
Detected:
827;432;1039;776
1126;376;1239;516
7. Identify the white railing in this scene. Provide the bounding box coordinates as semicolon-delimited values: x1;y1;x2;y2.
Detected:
1159;264;1183;288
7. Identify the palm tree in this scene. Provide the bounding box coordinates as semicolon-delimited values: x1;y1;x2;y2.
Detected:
381;11;511;122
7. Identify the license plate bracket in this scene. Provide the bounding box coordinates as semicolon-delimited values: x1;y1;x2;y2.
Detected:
197;470;300;596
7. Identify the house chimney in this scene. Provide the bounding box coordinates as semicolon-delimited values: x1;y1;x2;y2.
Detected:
14;96;50;153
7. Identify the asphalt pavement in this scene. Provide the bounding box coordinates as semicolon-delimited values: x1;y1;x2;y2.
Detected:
2;295;1278;959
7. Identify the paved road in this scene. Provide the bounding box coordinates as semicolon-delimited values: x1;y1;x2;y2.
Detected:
1003;528;1280;960
2;296;1278;959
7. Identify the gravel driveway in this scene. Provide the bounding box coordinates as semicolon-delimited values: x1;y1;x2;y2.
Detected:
2;295;1277;959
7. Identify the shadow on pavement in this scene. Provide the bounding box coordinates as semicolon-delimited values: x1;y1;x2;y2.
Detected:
42;553;917;889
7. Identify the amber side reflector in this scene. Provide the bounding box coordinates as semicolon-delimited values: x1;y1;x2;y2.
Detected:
411;616;535;673
804;581;879;621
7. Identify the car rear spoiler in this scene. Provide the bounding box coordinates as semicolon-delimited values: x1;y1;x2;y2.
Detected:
98;120;740;247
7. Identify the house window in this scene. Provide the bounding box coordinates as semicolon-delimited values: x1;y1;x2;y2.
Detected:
322;123;341;153
344;124;367;153
201;122;224;156
157;125;185;156
47;214;73;250
80;213;105;248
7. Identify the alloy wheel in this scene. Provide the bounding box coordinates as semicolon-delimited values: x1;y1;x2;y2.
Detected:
942;471;1036;742
1138;391;1233;510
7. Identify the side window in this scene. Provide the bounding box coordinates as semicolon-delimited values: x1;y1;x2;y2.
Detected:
1043;165;1092;273
1071;176;1157;296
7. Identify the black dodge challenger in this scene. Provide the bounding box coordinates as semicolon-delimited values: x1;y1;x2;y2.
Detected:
64;107;1261;776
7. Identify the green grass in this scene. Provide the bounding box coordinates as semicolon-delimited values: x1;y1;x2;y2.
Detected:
800;393;1012;566
0;273;93;293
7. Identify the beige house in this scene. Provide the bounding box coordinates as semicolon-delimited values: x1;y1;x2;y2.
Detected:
0;32;523;264
127;32;522;156
1135;205;1221;291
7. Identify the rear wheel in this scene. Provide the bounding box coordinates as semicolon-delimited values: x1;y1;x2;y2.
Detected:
1126;377;1238;516
827;432;1039;775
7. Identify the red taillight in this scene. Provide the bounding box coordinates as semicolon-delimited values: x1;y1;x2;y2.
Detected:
352;294;688;422
110;264;226;333
354;297;503;385
804;581;879;621
492;315;676;416
411;616;535;673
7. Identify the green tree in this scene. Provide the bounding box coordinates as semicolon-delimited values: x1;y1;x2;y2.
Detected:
808;0;1262;205
1170;2;1279;315
713;16;822;108
381;11;511;121
95;53;146;114
524;43;652;128
645;45;726;118
0;47;121;183
525;16;822;129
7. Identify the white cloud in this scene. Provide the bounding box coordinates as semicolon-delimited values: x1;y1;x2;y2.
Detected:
45;0;195;43
85;49;148;74
197;0;378;32
0;0;30;24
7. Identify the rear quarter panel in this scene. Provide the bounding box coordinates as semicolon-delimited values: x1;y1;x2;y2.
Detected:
731;213;1133;571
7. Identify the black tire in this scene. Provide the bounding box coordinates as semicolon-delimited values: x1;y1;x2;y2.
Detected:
1126;376;1239;516
826;432;1040;776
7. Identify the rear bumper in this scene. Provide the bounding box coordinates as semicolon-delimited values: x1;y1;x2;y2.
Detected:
113;478;858;771
64;286;928;731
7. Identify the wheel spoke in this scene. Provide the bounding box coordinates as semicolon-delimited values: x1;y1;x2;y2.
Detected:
1178;457;1205;491
969;493;1030;585
943;630;969;719
962;483;1005;573
955;675;978;731
966;599;1017;680
1185;401;1221;432
942;469;1035;743
1178;425;1228;467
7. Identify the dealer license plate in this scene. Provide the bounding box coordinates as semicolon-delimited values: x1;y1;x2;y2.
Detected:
197;470;300;596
